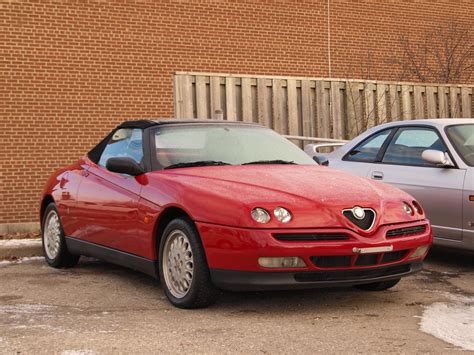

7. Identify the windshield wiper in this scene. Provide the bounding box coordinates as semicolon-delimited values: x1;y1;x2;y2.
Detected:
164;160;231;169
242;160;295;165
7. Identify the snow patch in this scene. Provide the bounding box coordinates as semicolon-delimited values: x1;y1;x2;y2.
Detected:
420;294;474;351
0;239;42;247
61;350;96;355
0;256;44;267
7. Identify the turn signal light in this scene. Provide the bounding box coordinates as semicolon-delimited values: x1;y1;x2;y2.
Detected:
410;245;430;259
258;257;306;268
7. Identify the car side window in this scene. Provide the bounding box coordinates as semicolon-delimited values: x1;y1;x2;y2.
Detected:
382;127;446;167
344;129;391;163
98;128;144;168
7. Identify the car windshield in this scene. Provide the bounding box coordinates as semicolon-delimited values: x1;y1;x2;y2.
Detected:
446;124;474;166
153;124;316;169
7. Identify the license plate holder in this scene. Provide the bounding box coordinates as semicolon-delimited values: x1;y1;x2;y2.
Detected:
352;245;393;254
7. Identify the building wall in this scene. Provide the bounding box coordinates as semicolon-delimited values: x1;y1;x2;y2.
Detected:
1;0;473;225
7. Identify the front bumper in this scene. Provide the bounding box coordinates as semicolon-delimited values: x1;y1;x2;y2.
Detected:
197;220;431;290
210;261;422;291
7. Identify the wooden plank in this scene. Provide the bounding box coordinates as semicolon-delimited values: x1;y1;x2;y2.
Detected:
316;81;330;138
272;79;285;132
438;86;449;118
345;81;361;138
401;85;412;120
257;78;270;126
331;81;344;139
225;77;237;121
364;83;376;128
210;76;223;119
413;85;424;119
176;75;193;119
461;87;472;118
174;75;182;118
195;75;208;119
426;86;437;118
376;84;387;124
450;87;460;118
241;77;253;122
389;84;401;121
287;79;299;137
301;80;314;138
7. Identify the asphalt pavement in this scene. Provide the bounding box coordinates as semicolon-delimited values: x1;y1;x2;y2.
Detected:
0;248;473;354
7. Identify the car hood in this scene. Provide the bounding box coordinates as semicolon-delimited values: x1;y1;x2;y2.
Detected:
142;165;423;232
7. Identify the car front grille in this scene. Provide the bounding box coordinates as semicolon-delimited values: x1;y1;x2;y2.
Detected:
273;233;349;242
311;249;409;268
343;209;375;231
386;225;426;238
294;264;412;282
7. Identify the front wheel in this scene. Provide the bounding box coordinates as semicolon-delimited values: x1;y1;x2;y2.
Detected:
354;278;401;291
42;203;80;268
158;217;218;309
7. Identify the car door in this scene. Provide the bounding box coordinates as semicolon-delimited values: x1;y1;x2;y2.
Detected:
463;168;474;248
73;128;145;254
329;128;394;177
368;126;466;241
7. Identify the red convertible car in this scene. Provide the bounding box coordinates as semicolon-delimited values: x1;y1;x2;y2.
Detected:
41;120;432;308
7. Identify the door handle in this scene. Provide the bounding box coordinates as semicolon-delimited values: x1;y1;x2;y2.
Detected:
371;171;384;180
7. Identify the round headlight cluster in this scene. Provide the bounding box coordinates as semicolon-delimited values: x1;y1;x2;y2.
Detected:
403;201;424;216
251;207;292;223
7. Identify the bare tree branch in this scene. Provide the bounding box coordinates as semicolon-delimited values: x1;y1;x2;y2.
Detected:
391;21;473;83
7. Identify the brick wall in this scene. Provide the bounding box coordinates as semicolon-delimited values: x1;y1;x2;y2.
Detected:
1;0;473;224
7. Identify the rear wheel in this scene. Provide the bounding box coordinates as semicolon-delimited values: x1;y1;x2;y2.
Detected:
354;278;401;291
42;203;79;268
158;217;218;309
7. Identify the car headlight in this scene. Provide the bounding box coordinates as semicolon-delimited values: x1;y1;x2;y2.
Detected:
251;207;271;223
274;207;292;223
403;202;414;215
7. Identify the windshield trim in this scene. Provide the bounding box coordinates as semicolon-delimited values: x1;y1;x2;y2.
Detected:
444;123;474;167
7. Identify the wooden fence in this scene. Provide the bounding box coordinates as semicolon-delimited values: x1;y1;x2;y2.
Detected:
174;72;474;140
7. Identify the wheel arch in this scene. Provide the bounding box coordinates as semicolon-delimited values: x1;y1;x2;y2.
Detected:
40;195;55;228
153;206;194;259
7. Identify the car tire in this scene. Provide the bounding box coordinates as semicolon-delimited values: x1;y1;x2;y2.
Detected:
158;217;218;309
354;278;401;291
41;203;80;268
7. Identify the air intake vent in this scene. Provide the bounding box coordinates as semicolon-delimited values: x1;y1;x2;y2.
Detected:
342;208;376;231
274;233;349;242
386;225;426;238
311;255;352;268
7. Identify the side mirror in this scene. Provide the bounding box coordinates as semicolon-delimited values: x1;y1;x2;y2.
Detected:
313;155;329;166
106;157;145;176
304;144;318;156
421;149;454;167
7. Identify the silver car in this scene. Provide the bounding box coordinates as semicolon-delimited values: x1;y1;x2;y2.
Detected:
308;119;474;251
